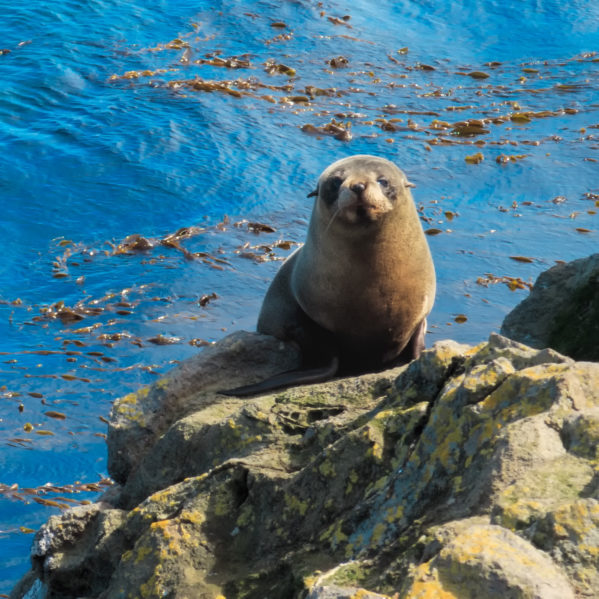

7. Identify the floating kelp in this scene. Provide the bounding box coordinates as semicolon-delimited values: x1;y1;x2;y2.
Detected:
328;56;349;68
496;153;529;163
113;234;155;254
44;411;66;420
301;118;352;141
264;32;293;45
510;256;535;263
233;220;276;234
109;68;170;81
147;334;182;345
476;274;533;291
235;239;300;263
264;59;296;76
302;85;344;98
0;478;112;509
104;16;596;184
326;15;352;27
189;338;212;347
451;120;491;137
467;71;490;79
195;53;252;69
199;293;218;307
465;152;485;164
167;75;294;99
35;301;104;325
165;38;190;50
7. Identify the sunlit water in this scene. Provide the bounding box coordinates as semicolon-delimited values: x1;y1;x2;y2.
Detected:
0;0;597;590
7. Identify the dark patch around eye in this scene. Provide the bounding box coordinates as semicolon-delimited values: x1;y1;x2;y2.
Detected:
321;175;344;205
380;178;397;201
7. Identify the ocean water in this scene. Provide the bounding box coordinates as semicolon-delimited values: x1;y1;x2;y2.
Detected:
0;0;597;591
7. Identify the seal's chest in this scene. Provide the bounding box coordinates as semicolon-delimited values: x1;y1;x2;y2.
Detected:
312;284;410;337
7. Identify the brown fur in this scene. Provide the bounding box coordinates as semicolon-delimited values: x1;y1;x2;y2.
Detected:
222;155;436;396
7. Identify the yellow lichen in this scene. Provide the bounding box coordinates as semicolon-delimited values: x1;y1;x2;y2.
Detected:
403;562;458;599
497;498;544;530
150;519;170;532
156;377;170;389
179;508;205;526
137;565;164;599
368;442;383;461
113;386;151;425
350;590;392;599
284;492;309;516
550;499;599;542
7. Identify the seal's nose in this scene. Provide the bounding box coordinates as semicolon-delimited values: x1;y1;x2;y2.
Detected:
350;182;366;194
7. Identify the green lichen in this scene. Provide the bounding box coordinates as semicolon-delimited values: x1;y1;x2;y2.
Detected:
284;492;309;516
324;560;374;589
494;455;594;531
318;458;336;478
562;412;599;461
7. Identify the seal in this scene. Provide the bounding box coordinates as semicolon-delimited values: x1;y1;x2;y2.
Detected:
223;154;436;396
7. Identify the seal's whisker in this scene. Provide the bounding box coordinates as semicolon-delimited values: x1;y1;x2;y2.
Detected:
323;207;340;235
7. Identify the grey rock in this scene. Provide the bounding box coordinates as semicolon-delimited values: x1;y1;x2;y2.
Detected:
501;253;599;361
107;330;301;483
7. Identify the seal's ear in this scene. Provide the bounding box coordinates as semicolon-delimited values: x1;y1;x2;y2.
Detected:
307;188;318;198
405;180;416;189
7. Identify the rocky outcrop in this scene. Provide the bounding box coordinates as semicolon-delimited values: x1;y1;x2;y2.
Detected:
501;253;599;361
11;331;599;599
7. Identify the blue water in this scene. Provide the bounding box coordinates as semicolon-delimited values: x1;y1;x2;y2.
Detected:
1;0;598;591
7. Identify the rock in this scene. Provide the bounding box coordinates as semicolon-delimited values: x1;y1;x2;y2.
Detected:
12;503;127;599
12;333;599;598
307;585;391;598
400;521;574;598
501;253;599;361
107;330;301;483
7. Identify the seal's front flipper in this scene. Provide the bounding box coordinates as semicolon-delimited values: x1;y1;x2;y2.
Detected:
219;356;339;397
396;318;427;364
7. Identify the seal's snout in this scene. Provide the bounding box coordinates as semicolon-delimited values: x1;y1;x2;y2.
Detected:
350;182;366;195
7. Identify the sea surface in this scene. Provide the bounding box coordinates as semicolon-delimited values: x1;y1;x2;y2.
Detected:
0;0;598;591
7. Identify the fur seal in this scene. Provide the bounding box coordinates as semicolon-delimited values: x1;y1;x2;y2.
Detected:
223;154;436;396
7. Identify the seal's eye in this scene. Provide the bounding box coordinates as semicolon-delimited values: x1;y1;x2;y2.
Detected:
377;177;389;188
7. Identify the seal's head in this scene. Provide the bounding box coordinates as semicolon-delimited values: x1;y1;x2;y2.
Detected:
308;154;415;225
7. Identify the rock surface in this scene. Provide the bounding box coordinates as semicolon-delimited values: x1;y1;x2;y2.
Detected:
11;331;599;599
501;252;599;361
